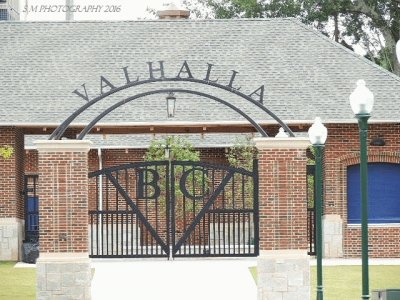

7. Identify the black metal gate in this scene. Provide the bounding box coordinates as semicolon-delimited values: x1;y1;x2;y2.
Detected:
23;175;39;242
88;160;259;258
307;164;316;255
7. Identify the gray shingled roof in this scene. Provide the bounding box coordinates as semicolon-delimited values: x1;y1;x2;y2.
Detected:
0;18;399;128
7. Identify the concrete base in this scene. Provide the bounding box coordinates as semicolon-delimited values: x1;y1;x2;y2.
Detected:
323;214;343;258
257;250;310;300
0;218;24;260
37;253;91;300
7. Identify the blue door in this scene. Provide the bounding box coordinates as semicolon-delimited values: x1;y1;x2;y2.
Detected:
347;163;400;224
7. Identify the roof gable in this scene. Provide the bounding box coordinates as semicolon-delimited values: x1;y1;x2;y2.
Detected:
0;18;399;128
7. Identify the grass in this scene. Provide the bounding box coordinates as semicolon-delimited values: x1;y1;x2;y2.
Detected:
250;265;400;300
0;261;36;300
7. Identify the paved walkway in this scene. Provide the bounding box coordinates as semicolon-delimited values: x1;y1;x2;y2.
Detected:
91;258;258;300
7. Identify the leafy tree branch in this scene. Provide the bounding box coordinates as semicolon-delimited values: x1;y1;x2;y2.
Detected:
0;146;14;159
181;0;400;75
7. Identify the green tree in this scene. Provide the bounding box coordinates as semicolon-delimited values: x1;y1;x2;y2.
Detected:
145;136;203;216
225;136;257;171
183;0;400;75
225;136;257;208
0;146;14;159
145;136;200;162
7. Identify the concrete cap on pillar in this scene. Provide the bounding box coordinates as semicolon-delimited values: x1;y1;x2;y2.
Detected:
34;140;92;152
157;3;190;19
253;137;310;149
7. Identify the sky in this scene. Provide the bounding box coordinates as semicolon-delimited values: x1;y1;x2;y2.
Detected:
18;0;185;21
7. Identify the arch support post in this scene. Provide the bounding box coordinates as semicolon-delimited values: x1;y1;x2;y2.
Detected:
254;137;311;300
34;140;92;300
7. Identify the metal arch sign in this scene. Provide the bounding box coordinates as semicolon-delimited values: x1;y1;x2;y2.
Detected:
50;60;295;140
72;60;265;104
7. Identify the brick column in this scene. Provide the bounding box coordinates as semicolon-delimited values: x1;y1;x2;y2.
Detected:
34;140;92;300
0;127;24;260
254;137;310;300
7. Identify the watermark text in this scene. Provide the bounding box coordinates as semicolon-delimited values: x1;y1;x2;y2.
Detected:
22;5;122;14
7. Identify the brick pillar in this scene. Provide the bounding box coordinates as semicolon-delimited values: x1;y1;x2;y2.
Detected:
254;137;310;300
0;126;24;260
34;140;92;300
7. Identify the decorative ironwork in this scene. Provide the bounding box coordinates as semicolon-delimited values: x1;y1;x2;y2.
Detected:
76;89;269;139
23;175;39;242
307;164;316;255
50;68;295;140
88;160;259;258
89;161;170;258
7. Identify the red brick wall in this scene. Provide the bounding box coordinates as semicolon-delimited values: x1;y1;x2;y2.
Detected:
38;148;89;253
15;128;24;219
25;150;38;174
346;227;400;257
102;149;147;168
27;148;227;173
0;127;24;219
21;126;400;257
198;148;227;164
92;147;227;169
324;124;400;257
257;147;308;250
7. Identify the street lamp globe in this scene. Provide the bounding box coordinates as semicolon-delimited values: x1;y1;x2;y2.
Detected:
396;40;400;63
349;80;374;115
308;117;328;145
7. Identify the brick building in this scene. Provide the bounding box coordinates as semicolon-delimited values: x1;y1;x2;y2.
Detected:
0;16;400;266
0;0;19;21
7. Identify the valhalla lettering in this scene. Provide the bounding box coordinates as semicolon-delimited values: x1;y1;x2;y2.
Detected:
73;60;265;104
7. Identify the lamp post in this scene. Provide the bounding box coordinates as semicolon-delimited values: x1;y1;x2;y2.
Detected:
349;80;374;300
308;117;328;300
396;40;400;63
166;92;176;118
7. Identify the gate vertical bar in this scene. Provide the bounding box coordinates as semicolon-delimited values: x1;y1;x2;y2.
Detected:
169;162;174;258
253;159;259;256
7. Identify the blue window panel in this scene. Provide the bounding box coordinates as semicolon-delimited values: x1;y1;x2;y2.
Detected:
27;196;39;231
27;196;38;212
0;9;8;20
347;163;400;224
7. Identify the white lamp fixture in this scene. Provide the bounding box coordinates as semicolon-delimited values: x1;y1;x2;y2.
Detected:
349;80;374;115
166;92;176;118
275;127;289;137
308;117;328;145
396;40;400;64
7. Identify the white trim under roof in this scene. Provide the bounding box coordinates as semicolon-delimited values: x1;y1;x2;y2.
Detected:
25;143;235;150
1;119;399;127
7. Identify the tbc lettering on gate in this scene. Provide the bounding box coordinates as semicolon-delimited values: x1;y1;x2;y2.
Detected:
137;169;161;199
136;167;209;200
